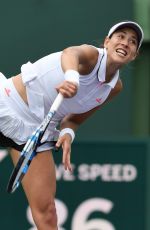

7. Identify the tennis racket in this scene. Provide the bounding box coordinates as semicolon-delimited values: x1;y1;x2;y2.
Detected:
7;93;63;193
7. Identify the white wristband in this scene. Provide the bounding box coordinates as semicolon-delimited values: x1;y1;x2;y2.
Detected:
59;128;75;143
64;70;80;86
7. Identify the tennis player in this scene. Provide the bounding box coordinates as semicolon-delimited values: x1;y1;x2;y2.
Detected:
0;20;144;229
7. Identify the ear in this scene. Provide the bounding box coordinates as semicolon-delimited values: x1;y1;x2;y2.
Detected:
104;36;110;49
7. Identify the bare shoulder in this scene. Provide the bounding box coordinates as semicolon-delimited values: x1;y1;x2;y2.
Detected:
79;44;98;52
62;44;100;74
63;44;99;61
67;44;98;52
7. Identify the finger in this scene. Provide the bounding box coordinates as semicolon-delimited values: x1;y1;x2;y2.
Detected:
65;153;72;171
67;159;72;172
55;138;63;148
63;149;71;170
66;81;78;89
56;83;77;98
58;89;72;98
65;153;71;171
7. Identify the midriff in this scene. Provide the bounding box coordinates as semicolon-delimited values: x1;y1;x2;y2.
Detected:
12;74;28;104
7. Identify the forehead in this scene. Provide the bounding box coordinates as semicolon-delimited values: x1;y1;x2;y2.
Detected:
114;27;138;40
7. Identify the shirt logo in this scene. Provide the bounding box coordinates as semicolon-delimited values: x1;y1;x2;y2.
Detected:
4;88;11;96
96;98;102;103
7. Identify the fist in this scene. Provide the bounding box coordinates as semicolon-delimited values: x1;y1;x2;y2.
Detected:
56;80;78;98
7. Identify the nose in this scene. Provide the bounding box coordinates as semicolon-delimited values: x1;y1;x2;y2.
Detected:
121;39;129;47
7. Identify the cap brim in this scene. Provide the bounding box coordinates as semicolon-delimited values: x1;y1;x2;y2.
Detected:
108;21;144;49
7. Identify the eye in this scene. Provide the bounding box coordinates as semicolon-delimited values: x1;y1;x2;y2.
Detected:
117;34;124;39
129;39;137;46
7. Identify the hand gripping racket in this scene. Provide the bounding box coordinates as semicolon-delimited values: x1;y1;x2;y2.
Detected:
7;93;63;193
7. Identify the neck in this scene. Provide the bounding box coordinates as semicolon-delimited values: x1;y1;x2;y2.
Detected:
105;59;122;83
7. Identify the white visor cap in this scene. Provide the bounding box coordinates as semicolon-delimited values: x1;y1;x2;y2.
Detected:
108;21;144;50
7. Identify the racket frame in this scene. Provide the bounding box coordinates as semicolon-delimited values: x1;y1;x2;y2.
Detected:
7;93;63;193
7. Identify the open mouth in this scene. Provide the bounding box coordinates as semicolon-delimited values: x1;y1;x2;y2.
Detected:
116;48;127;57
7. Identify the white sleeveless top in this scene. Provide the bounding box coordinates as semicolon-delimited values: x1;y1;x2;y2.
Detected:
0;47;119;148
21;47;119;120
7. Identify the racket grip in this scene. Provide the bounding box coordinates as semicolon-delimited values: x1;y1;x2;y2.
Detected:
50;93;64;112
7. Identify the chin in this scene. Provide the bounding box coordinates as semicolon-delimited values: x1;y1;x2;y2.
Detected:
112;53;129;65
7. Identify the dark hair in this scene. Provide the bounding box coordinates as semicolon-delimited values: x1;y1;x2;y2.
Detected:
108;25;140;49
99;38;105;48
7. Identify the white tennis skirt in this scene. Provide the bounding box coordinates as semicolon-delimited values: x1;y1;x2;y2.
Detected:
0;73;59;152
